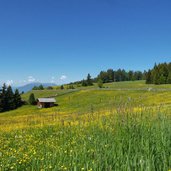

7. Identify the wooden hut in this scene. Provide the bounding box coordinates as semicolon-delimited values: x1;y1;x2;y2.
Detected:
37;98;56;108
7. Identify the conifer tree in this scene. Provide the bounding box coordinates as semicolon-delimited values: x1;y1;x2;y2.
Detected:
6;86;15;110
39;85;44;90
0;88;2;112
87;73;93;86
29;93;36;105
82;79;88;86
0;84;23;112
61;85;64;90
167;72;171;84
1;84;7;111
14;89;22;108
146;70;152;84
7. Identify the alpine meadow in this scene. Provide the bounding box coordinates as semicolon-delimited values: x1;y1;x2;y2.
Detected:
1;0;171;171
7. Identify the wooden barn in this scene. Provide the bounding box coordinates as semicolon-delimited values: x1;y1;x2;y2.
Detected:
37;98;56;108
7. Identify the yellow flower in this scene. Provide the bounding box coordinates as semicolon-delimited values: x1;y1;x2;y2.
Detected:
10;166;14;170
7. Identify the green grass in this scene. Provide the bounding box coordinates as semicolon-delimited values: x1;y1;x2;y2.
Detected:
4;81;170;117
0;109;171;170
105;80;171;89
0;81;171;170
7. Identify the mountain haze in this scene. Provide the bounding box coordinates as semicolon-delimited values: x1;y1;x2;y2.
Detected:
16;83;56;93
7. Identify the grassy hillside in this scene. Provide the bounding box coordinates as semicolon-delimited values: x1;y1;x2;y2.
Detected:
1;81;171;170
1;81;171;131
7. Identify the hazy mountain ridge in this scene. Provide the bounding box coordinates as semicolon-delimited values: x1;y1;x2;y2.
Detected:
14;82;56;93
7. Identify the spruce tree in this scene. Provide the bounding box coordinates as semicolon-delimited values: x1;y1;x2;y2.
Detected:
107;69;114;82
14;89;22;108
1;84;7;111
6;86;15;110
82;79;88;86
29;93;36;105
87;74;93;86
39;85;44;90
146;70;152;84
146;62;171;84
167;72;171;84
61;85;64;90
0;88;2;112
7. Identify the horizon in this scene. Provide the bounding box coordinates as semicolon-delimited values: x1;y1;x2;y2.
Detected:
1;0;171;86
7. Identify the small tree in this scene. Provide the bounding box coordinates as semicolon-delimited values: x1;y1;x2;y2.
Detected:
29;93;36;105
47;86;53;90
82;79;88;87
61;85;64;90
98;79;103;88
39;85;44;90
87;73;93;86
69;85;75;89
32;86;38;90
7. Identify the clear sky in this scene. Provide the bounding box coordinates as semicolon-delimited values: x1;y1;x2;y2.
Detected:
0;0;171;86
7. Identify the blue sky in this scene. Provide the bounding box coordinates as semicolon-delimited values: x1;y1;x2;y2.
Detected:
0;0;171;86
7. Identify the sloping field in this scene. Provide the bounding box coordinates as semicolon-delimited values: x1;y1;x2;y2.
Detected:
0;81;171;170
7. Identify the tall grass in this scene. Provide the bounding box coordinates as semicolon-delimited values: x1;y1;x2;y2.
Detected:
0;107;171;171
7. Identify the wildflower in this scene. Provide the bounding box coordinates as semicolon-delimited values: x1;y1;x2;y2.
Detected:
33;150;36;155
10;166;14;170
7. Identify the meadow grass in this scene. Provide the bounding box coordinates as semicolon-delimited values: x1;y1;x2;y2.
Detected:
0;107;171;170
0;81;171;170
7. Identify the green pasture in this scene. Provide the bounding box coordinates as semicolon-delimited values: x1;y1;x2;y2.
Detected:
1;81;171;170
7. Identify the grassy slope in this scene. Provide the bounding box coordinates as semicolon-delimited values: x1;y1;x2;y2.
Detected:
1;81;171;170
1;80;171;131
1;80;171;117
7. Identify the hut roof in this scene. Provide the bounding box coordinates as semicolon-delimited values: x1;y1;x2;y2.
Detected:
38;98;56;103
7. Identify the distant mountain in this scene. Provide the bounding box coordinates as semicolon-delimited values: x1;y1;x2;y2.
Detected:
15;82;56;93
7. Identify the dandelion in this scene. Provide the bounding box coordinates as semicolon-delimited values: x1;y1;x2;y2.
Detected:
10;166;14;170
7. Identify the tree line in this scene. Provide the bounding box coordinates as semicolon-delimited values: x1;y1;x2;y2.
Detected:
0;84;22;112
32;85;44;90
146;62;171;84
76;69;145;87
97;69;145;83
